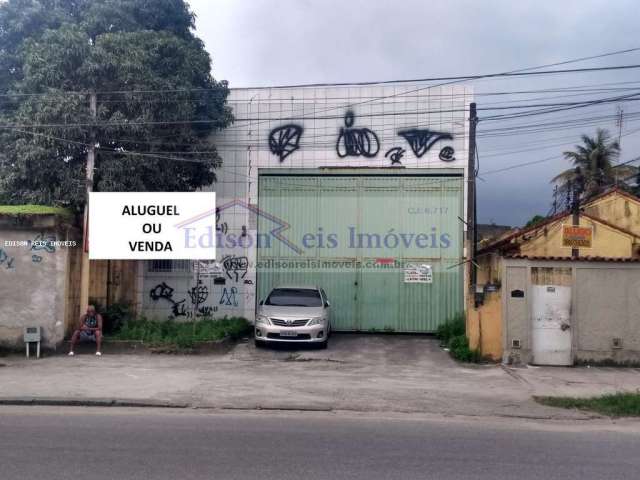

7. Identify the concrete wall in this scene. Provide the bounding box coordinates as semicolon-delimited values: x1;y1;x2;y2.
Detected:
139;85;472;321
501;259;640;365
573;266;640;364
0;215;80;350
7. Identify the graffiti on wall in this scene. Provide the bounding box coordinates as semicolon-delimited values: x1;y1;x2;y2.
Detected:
269;124;304;162
187;283;209;306
336;111;380;158
0;249;15;270
149;279;249;319
31;232;57;253
216;208;228;235
397;129;453;158
149;281;187;317
222;255;248;282
219;287;238;307
265;110;459;164
385;147;405;165
438;146;456;162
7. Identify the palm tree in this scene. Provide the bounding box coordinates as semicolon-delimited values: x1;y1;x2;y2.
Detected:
551;128;637;201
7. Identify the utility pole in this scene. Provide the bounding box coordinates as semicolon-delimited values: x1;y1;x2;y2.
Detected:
571;168;582;258
467;103;478;298
79;91;97;313
616;105;624;146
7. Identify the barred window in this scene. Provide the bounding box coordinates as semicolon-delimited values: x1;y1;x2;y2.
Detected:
147;260;191;273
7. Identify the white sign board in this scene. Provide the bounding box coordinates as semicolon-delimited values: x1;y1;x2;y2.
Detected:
404;264;433;284
89;192;216;259
192;260;223;277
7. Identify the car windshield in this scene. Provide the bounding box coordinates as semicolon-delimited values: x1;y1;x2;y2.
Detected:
265;288;323;307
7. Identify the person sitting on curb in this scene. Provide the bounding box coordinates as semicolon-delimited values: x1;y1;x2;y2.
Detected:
68;305;103;356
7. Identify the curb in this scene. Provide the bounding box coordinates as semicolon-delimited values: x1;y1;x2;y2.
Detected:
0;397;189;409
0;397;600;420
0;397;331;412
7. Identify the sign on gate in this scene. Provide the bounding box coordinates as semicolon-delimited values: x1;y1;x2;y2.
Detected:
404;264;433;284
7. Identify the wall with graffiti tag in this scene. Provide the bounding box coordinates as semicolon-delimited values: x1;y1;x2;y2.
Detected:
0;215;80;349
138;84;472;321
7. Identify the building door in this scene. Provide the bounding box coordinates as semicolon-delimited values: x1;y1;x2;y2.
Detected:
257;173;463;333
531;285;573;365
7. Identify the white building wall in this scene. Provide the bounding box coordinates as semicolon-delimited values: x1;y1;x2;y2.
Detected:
141;84;472;321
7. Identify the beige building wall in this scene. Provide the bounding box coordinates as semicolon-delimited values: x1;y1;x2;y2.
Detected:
0;215;80;350
584;190;640;237
519;215;636;258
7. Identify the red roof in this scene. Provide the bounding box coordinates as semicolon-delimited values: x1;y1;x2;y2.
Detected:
504;254;640;263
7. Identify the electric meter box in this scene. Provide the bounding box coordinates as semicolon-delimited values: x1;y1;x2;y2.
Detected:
23;326;41;343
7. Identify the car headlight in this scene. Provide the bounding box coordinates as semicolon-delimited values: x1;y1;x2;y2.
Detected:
255;315;270;325
308;317;325;326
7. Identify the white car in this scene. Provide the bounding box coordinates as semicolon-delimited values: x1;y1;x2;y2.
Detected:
254;285;331;349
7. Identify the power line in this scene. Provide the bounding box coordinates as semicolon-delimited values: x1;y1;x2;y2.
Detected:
3;92;640;130
479;127;640;176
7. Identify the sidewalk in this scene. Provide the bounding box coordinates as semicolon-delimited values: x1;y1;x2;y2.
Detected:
1;335;640;420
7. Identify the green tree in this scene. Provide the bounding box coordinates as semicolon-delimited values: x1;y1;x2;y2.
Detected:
0;0;232;210
551;128;637;201
524;214;546;228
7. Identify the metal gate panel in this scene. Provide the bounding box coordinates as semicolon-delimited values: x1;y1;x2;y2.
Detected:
257;173;463;332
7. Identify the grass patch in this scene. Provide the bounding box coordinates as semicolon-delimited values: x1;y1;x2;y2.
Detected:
436;313;481;363
535;392;640;417
0;204;73;218
110;317;251;349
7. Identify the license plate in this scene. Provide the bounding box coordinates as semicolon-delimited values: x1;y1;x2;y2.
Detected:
279;330;298;337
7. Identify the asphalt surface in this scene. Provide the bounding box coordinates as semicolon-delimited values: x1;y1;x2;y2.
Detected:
1;407;639;480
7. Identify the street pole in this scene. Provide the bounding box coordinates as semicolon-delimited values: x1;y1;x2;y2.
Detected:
79;91;97;312
467;103;478;297
571;182;579;258
570;167;582;258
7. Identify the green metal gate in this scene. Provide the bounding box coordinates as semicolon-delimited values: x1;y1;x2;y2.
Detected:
257;171;463;333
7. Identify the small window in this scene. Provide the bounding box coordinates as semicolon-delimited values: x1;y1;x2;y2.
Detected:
147;260;191;273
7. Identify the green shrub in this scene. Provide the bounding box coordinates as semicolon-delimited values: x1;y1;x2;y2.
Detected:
437;313;480;363
111;317;251;348
436;312;465;345
447;334;481;363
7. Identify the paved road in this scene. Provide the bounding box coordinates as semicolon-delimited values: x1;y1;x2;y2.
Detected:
1;407;639;480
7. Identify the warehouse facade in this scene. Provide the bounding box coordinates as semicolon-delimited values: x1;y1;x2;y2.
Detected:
137;85;473;332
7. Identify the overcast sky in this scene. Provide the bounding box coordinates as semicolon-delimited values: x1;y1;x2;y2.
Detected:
189;0;640;226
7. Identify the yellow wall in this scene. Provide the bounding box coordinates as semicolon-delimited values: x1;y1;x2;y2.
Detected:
584;191;640;237
519;215;636;258
467;290;503;360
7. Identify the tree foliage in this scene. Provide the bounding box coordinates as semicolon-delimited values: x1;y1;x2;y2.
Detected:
524;214;546;228
551;128;637;202
0;0;232;210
